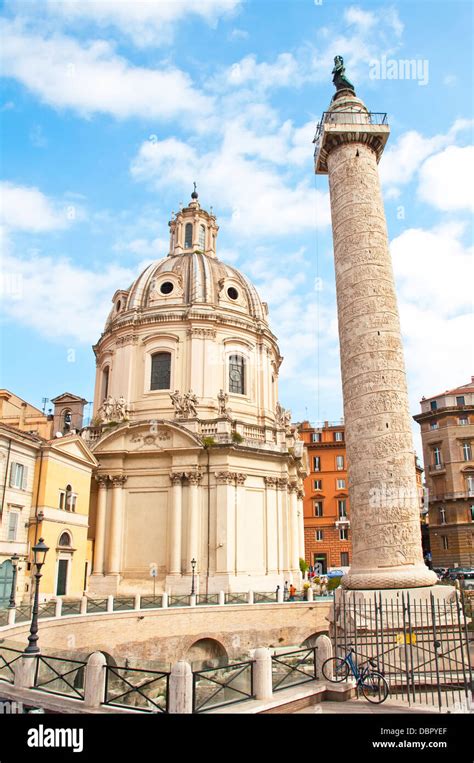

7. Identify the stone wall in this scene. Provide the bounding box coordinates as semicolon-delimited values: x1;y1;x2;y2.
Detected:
2;602;331;666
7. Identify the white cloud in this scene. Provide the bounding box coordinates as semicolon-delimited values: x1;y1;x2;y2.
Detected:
0;182;80;232
113;236;169;258
418;145;474;212
7;0;242;48
226;53;299;90
379;119;473;194
0;20;213;121
130;133;331;237
343;6;377;31
0;234;136;343
391;223;473;414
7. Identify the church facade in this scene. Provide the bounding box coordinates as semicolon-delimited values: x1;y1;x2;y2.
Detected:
83;191;306;594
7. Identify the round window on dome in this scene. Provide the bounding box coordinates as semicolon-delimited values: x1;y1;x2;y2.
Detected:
160;281;174;295
227;287;239;301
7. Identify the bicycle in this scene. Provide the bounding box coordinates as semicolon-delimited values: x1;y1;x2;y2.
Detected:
321;647;389;704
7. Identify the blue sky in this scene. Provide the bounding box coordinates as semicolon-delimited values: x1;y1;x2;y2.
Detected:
0;0;472;455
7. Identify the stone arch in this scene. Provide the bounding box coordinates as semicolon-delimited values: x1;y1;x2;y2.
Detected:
301;629;329;648
185;638;228;671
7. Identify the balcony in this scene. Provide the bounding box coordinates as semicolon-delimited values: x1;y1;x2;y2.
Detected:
314;111;389;172
428;464;445;474
335;517;350;528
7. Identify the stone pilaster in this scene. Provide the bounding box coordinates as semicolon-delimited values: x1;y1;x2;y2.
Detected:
185;471;203;572
92;475;108;575
288;481;300;572
264;477;279;574
169;472;185;575
107;475;127;576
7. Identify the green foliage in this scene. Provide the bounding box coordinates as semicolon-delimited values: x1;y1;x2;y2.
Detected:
231;431;244;444
299;557;309;574
202;436;216;447
327;576;342;591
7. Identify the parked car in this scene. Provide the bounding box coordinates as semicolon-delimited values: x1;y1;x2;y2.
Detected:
433;567;448;579
447;568;474;581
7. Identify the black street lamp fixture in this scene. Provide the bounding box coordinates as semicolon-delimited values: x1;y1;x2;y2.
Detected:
190;558;197;596
24;538;49;655
8;553;19;609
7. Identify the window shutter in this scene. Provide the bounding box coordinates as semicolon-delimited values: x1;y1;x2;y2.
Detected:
9;463;16;487
22;466;28;490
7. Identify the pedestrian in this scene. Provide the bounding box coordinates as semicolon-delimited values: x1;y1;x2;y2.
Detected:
289;584;296;601
283;581;289;601
275;585;280;601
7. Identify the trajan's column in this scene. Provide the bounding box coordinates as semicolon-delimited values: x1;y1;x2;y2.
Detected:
314;57;437;590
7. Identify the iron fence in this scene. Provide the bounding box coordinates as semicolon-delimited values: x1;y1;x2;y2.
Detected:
61;600;82;616
38;601;57;619
0;644;24;684
0;610;8;627
103;665;169;712
271;647;318;692
34;655;87;700
196;594;220;606
224;593;247;605
86;597;108;613
15;604;32;623
253;591;277;604
140;595;163;609
168;595;190;608
193;660;254;713
113;597;135;611
331;589;473;711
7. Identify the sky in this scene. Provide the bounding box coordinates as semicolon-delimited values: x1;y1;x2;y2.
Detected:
0;0;472;460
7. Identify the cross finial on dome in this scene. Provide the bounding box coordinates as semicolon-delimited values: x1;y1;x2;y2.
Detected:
191;182;199;200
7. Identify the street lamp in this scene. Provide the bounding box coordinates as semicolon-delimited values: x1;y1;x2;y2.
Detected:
8;554;19;609
190;558;197;596
24;538;49;655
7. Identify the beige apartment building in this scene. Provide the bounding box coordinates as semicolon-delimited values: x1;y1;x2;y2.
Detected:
413;378;474;568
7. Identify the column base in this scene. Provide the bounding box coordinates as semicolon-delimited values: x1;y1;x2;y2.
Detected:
165;572;298;595
341;564;438;590
88;573;121;596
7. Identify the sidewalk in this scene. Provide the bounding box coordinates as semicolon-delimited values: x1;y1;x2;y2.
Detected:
295;698;442;714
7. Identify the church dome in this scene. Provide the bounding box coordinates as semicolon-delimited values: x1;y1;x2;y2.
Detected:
104;191;268;331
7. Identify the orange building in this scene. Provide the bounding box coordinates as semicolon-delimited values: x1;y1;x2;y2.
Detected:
298;420;350;574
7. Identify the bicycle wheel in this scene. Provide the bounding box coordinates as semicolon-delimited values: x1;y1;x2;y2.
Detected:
321;657;349;683
360;671;389;704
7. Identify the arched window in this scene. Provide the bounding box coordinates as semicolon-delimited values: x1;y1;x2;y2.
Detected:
151;352;171;391
62;409;72;433
229;354;245;395
199;224;206;249
185;223;193;248
102;366;109;401
59;532;72;547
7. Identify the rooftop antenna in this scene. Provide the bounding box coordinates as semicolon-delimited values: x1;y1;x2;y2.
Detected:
41;397;49;413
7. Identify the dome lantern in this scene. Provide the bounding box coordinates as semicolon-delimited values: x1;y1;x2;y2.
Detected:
168;185;219;259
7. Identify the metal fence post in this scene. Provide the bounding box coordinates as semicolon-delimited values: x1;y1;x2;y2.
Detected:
107;595;114;613
54;598;62;618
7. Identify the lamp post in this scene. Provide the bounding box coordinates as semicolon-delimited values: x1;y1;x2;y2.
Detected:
24;538;49;655
8;553;19;609
190;558;197;596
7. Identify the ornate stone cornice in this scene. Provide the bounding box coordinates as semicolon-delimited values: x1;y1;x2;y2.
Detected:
115;334;139;347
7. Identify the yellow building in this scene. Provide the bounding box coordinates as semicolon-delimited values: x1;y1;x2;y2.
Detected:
28;435;97;600
0;390;53;440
